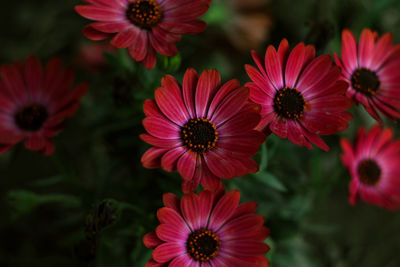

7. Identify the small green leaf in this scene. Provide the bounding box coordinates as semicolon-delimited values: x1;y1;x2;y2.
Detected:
256;171;288;192
7;190;81;220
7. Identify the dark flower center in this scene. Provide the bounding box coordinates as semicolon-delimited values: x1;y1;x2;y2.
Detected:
126;0;163;29
14;104;48;131
351;68;380;96
187;228;221;262
273;87;306;120
357;159;381;185
180;118;218;154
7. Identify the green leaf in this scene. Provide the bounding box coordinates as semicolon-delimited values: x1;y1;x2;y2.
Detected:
255;171;288;192
7;190;81;220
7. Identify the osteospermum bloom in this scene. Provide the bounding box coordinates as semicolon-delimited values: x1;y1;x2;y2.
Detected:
140;68;265;192
341;125;400;210
334;29;400;122
75;0;211;69
143;188;270;266
245;39;352;151
0;56;88;155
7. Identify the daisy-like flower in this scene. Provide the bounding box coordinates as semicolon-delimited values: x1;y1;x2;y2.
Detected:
140;68;265;192
75;0;211;69
143;188;270;266
0;56;88;155
334;29;400;122
341;125;400;210
245;39;352;151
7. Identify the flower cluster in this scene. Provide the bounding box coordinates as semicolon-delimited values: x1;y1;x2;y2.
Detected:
2;0;400;265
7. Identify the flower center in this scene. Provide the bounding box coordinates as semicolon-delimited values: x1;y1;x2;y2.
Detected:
126;0;163;29
187;228;221;262
351;68;380;96
273;87;306;120
14;104;48;131
357;159;381;185
180;118;218;154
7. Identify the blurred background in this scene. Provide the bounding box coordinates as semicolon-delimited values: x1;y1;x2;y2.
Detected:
1;0;400;266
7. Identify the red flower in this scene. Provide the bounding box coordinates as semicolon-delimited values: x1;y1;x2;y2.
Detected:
341;125;400;210
143;188;270;266
334;29;400;122
245;39;352;151
140;68;265;193
0;56;88;155
75;0;211;70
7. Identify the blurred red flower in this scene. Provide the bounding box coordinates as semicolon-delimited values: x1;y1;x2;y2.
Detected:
74;41;116;72
341;125;400;210
0;56;88;155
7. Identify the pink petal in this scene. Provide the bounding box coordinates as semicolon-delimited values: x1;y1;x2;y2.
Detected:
143;99;164;118
152;242;185;263
155;75;189;125
217;111;261;136
82;24;113;40
140;134;181;148
341;29;359;74
141;147;168;169
208;79;241;117
285;42;305;88
204;150;236;179
110;28;138;48
177;150;197;180
195;69;221;118
24;134;46;151
296;55;332;93
269;117;288;138
143;116;180;139
157;207;190;233
143;232;163;249
358;28;375;68
160;20;206;34
128;30;148;61
265;44;284;89
156;224;187;243
245;64;275;97
163;193;180;213
210;87;249;127
75;5;124;21
141;46;157;70
161;146;185;172
182;68;198;118
91;21;130;33
208;190;240;231
24;55;43;100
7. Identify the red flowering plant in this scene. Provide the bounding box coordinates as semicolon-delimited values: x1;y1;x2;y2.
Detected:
75;0;211;69
140;68;265;192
